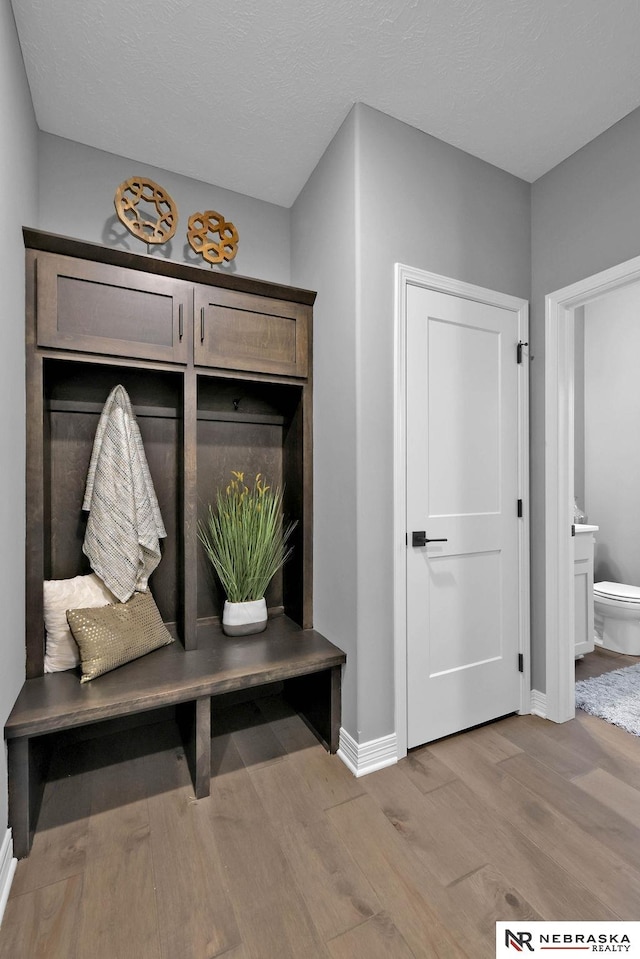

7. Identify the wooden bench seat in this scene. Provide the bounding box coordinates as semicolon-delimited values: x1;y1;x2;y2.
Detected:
5;616;345;858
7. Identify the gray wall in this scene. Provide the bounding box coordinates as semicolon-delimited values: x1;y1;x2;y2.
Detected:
0;0;38;832
292;103;531;745
574;305;585;512
38;133;291;285
290;110;359;735
531;106;640;690
355;105;531;742
584;284;640;585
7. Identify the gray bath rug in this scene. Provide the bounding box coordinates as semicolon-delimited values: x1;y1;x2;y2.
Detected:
575;663;640;736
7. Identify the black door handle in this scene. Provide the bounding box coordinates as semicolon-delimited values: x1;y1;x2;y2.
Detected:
412;531;448;547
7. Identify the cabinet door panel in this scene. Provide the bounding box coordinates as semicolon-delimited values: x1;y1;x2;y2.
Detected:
36;254;189;364
194;287;309;377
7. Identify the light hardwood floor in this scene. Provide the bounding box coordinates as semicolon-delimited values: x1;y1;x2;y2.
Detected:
575;643;640;681
2;665;640;959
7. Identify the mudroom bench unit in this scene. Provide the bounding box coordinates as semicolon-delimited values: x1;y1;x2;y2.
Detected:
6;618;345;859
7;228;346;859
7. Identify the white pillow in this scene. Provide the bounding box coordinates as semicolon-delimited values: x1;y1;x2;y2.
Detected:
43;573;116;672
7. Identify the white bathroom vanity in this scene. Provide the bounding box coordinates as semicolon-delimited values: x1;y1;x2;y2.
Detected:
574;524;599;657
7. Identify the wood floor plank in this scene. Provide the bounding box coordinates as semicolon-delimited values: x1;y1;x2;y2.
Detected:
402;748;459;795
448;863;541;935
571;767;640;831
144;739;242;959
9;760;90;898
78;837;161;959
74;729;161;959
500;751;640;874
532;710;640;792
428;732;639;917
257;696;365;809
207;730;330;958
361;763;487;886
421;778;616;920
327;913;417;959
575;648;639;681
0;874;82;959
576;710;640;765
497;714;595;779
84;755;150;860
219;700;288;771
327;793;471;959
249;756;380;941
460;724;524;764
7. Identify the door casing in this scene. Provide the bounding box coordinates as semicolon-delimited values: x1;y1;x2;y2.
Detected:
545;253;640;723
393;263;531;760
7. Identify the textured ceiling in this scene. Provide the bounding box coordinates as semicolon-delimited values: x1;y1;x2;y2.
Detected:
11;0;640;206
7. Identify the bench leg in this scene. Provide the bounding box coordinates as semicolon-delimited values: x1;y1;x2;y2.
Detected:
8;738;29;859
329;665;342;754
7;737;45;860
177;697;211;800
284;666;343;754
194;696;211;799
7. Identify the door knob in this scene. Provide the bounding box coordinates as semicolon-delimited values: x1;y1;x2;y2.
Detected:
412;531;448;547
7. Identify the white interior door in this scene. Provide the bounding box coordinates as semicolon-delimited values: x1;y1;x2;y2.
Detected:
406;284;523;747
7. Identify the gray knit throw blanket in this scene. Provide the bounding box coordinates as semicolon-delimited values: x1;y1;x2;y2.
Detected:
82;385;167;602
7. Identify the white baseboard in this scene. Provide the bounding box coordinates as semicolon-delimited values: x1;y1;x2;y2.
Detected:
0;830;16;925
337;727;398;778
530;689;547;719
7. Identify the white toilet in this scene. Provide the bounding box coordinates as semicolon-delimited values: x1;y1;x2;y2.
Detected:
593;581;640;655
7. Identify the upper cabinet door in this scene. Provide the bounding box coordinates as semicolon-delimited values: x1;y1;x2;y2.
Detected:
194;286;309;378
35;253;190;364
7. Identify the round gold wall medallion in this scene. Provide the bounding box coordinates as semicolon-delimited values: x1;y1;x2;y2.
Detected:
187;210;239;264
114;177;178;245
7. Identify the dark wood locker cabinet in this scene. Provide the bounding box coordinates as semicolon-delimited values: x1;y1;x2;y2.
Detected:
24;228;316;677
6;229;345;860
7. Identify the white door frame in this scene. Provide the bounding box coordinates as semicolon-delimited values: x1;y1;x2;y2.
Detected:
545;253;640;722
394;264;530;760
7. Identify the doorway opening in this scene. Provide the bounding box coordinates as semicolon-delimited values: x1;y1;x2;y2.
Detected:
545;253;640;722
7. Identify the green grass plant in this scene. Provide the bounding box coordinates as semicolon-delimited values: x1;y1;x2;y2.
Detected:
198;471;297;604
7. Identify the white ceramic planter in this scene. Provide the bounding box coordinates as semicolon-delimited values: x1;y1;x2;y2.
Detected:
222;597;268;637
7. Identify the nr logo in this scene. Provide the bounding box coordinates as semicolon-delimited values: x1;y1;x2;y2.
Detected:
505;929;535;951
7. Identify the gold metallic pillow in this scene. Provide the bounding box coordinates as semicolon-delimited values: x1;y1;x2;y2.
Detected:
66;590;174;683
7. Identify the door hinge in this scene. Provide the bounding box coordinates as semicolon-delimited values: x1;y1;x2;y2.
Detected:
518;653;524;673
571;524;576;537
517;340;529;364
517;498;523;518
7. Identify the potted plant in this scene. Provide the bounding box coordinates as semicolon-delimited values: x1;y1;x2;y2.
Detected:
198;471;297;636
